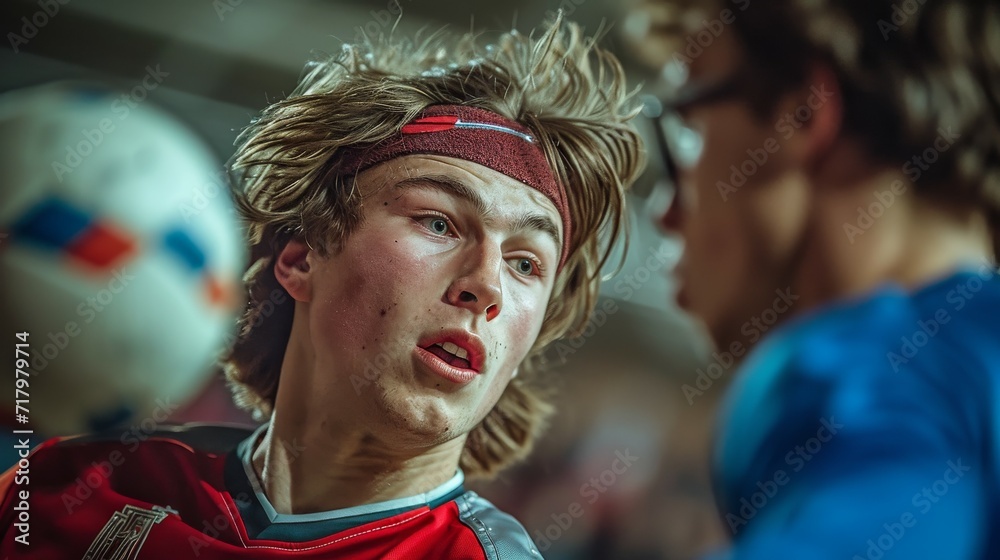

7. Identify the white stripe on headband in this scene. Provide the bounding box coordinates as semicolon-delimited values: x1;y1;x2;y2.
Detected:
454;120;535;143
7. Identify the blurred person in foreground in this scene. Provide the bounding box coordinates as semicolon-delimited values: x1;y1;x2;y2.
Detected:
646;0;1000;558
0;15;644;559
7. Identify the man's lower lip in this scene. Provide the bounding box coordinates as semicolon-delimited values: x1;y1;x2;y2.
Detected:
674;281;691;309
414;347;479;384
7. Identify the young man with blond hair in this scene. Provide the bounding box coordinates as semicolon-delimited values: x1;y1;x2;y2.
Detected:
0;15;643;558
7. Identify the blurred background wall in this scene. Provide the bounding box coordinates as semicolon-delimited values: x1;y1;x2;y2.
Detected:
0;1;730;557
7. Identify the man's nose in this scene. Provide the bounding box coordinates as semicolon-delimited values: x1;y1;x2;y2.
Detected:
445;245;503;321
655;182;683;235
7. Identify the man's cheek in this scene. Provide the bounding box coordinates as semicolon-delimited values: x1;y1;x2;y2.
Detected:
683;224;721;269
478;372;516;423
510;299;546;352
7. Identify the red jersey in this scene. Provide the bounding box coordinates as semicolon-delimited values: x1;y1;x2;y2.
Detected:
0;424;541;559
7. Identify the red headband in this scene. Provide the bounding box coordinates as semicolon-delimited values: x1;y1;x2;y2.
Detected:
339;105;571;270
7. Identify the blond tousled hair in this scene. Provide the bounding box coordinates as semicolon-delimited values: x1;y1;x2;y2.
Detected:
223;13;645;478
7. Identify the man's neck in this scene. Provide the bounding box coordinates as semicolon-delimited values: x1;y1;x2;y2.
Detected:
793;169;994;312
250;412;466;515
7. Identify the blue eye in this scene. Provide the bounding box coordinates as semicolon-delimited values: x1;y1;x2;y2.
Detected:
510;257;540;277
420;217;450;235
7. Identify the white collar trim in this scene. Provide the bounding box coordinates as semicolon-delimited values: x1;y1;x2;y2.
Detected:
240;424;465;524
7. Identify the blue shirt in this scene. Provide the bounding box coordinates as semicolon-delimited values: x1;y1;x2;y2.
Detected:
713;265;1000;559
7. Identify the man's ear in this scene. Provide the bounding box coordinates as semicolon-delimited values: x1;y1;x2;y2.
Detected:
274;239;312;302
776;62;844;173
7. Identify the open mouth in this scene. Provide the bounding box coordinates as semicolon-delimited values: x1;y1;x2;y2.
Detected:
424;341;472;370
415;330;485;384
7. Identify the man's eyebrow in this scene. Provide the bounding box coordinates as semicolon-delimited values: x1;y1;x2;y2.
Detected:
512;213;562;256
394;175;489;216
394;174;562;255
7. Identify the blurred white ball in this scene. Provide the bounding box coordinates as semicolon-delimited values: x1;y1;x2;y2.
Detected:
0;82;246;436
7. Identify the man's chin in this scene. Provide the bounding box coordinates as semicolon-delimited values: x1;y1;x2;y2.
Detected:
676;303;737;352
381;395;471;443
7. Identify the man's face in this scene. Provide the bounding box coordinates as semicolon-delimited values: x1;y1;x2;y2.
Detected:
295;154;561;449
659;32;810;347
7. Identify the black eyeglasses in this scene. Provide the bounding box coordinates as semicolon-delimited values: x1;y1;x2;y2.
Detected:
642;75;745;185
